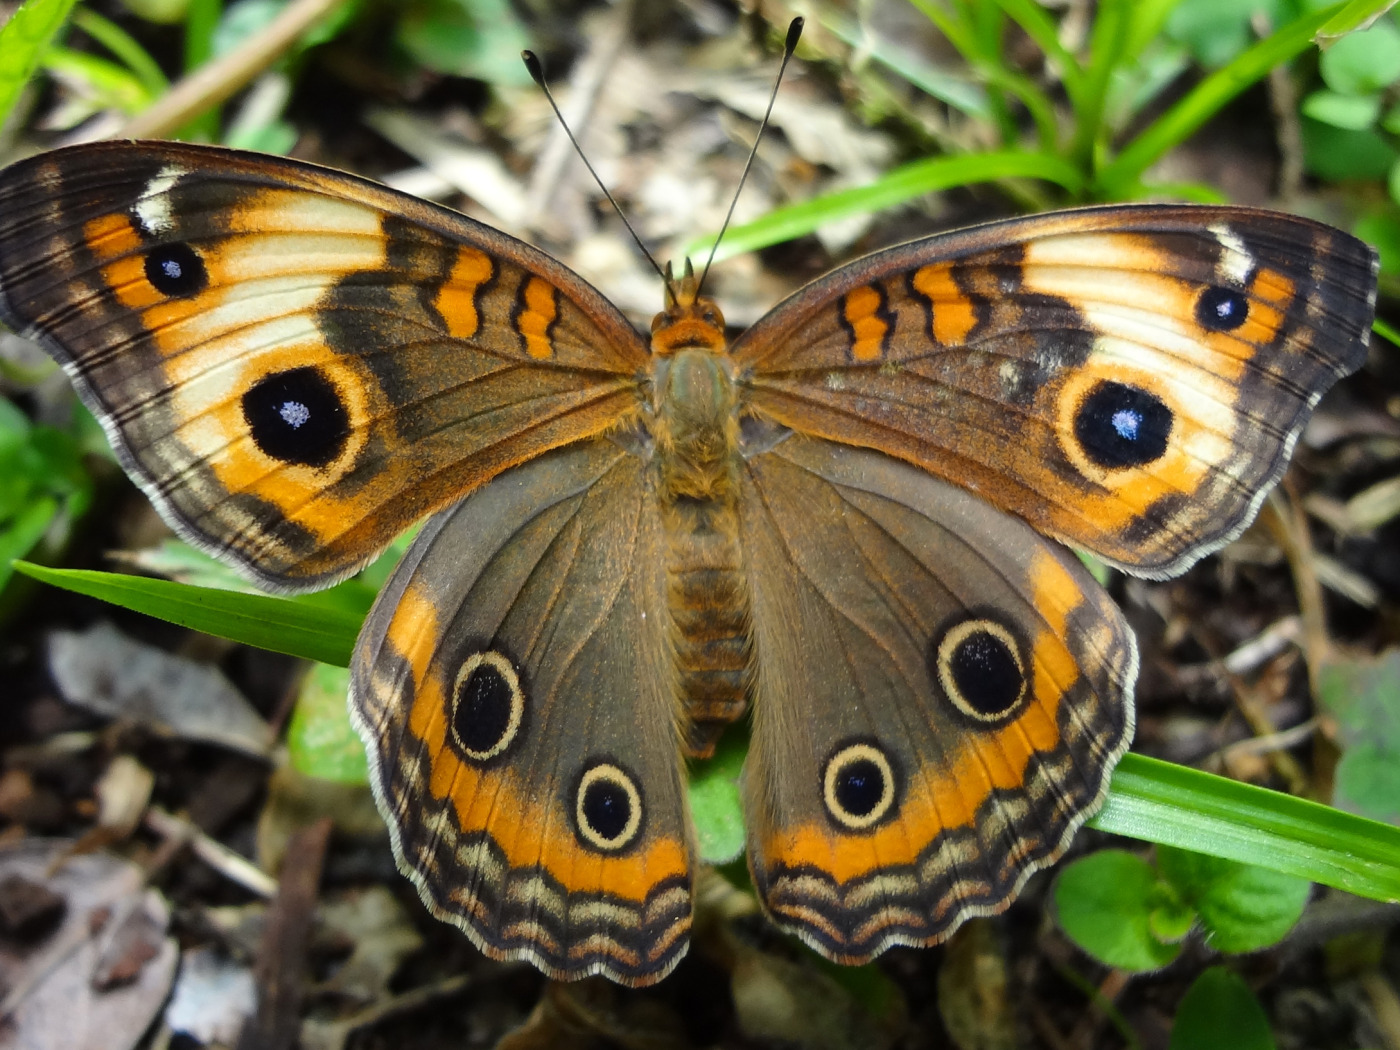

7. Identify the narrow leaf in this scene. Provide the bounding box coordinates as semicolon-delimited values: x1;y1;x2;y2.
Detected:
0;0;80;129
12;561;360;666
1092;753;1400;904
697;151;1084;263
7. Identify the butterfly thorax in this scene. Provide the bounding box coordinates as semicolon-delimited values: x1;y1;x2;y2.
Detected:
649;280;751;757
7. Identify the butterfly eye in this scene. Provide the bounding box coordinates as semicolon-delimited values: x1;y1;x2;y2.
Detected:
934;616;1028;722
241;366;351;468
701;307;723;328
822;742;897;829
450;651;525;761
1071;380;1173;471
1195;286;1249;332
143;242;206;298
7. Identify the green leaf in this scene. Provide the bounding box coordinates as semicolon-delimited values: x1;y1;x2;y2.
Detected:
687;729;747;864
0;0;80;131
698;151;1085;263
1318;649;1400;822
396;0;533;86
1300;88;1382;128
1353;211;1400;275
1157;846;1310;953
11;562;361;666
1092;753;1400;906
1100;0;1374;196
1170;967;1275;1050
1054;849;1184;971
287;663;370;783
1335;745;1400;824
1301;116;1399;180
1319;18;1400;94
1165;0;1289;69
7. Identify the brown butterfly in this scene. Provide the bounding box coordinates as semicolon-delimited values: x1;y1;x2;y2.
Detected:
0;140;1377;985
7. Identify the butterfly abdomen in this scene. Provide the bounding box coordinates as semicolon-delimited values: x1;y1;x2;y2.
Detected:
654;349;753;757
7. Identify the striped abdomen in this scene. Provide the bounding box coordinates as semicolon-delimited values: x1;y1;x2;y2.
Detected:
653;348;752;758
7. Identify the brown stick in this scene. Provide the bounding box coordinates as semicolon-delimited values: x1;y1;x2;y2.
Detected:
236;817;333;1050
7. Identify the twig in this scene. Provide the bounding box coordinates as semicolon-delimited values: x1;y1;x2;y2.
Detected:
236;817;333;1050
145;805;278;898
114;0;348;140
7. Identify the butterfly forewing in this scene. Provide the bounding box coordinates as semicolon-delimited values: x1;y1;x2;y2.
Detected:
0;142;650;589
732;205;1378;578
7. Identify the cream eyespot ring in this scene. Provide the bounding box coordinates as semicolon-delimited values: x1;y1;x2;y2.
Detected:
822;742;897;830
936;617;1028;722
449;650;524;761
574;761;644;852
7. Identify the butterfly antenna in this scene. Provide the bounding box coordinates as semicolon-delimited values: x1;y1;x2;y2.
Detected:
523;49;669;284
695;17;804;298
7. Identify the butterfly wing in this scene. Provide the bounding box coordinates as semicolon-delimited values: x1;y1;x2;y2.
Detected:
737;432;1135;960
0;142;650;589
351;435;693;985
732;205;1377;577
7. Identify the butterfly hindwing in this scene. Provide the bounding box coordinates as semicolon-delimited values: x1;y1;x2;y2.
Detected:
0;142;650;589
351;436;694;985
733;205;1378;578
737;432;1136;959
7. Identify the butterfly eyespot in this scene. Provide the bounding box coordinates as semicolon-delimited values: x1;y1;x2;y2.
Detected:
142;243;206;298
241;366;351;468
822;742;897;830
574;762;643;852
449;651;524;761
935;617;1028;722
1196;286;1249;332
1071;380;1173;471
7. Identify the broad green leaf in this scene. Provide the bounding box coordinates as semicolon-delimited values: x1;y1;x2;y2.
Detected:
1054;849;1184;970
1318;649;1400;822
1157;846;1310;953
395;0;532;86
0;0;80;130
286;663;369;783
1301;88;1382;128
687;729;747;864
1170;967;1275;1050
1318;18;1400;94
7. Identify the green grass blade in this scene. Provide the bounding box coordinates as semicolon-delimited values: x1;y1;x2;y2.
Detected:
71;7;169;98
1092;753;1400;903
696;150;1084;263
0;0;79;130
995;0;1084;99
13;561;361;666
1098;0;1386;195
819;10;991;120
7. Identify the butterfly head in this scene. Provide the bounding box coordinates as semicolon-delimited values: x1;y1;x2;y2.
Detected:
651;259;726;357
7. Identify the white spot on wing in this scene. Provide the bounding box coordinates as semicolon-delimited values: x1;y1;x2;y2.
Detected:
1208;223;1254;286
134;164;185;236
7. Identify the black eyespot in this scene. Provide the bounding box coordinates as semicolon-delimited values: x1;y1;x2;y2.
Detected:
450;652;524;761
1073;380;1172;470
1196;286;1249;331
574;762;643;851
143;243;206;298
822;743;897;829
241;366;350;467
935;617;1028;722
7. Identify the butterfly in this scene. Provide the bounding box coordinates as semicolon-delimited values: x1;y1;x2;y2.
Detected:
0;140;1377;986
